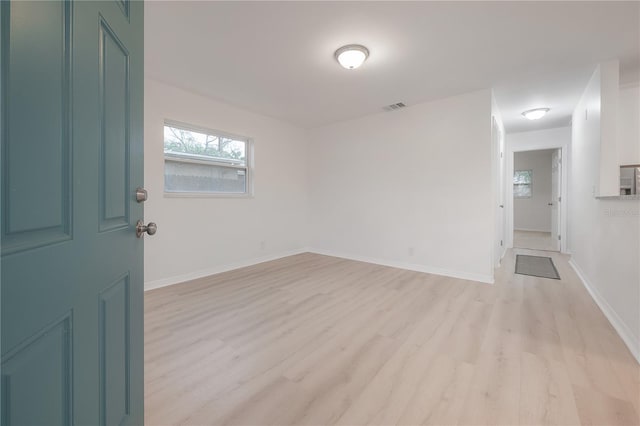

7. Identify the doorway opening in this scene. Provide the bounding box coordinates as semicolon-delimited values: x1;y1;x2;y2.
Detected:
512;148;562;252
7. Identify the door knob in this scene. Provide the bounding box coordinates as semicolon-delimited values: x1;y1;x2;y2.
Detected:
136;220;157;238
548;203;553;206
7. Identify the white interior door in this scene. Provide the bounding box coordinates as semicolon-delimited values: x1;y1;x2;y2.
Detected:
551;149;561;251
492;116;505;266
498;126;505;259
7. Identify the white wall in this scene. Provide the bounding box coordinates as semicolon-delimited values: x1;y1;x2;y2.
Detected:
618;83;640;165
144;79;309;289
514;149;554;232
307;89;495;283
569;68;640;361
505;127;571;251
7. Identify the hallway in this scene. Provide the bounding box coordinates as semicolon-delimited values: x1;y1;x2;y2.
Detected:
514;230;558;251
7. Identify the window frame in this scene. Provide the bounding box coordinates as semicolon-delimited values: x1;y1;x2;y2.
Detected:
163;119;254;198
513;169;533;199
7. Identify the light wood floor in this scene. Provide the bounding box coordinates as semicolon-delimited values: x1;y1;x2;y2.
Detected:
145;250;639;426
514;230;558;252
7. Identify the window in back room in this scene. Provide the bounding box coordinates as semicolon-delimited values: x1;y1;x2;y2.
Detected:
513;169;533;198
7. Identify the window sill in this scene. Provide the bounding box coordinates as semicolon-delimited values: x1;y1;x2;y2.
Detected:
164;191;254;199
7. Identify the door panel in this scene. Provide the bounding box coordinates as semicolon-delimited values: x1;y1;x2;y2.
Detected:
1;315;72;426
1;1;144;425
99;275;131;426
1;0;72;254
99;17;130;232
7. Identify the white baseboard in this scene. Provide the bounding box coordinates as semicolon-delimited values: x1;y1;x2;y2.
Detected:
145;246;494;292
144;248;309;291
568;258;640;364
307;248;494;284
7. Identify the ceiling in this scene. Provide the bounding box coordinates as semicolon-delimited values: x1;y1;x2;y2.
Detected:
145;1;640;132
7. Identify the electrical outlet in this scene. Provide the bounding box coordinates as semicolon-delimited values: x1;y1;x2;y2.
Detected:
260;240;266;250
408;247;415;256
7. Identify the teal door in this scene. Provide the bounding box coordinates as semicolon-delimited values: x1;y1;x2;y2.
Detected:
1;1;144;425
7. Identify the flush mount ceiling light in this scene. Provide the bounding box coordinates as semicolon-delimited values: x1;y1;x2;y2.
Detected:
522;108;550;120
335;44;369;70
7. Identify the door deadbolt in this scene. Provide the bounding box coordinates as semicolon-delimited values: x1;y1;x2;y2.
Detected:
135;187;148;203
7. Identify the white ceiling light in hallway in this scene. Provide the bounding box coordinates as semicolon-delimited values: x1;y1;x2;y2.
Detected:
335;44;369;69
522;108;550;120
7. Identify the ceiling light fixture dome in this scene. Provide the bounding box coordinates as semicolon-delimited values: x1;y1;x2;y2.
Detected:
522;108;550;120
335;44;369;70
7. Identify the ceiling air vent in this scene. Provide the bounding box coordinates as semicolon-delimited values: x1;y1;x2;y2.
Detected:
383;102;406;112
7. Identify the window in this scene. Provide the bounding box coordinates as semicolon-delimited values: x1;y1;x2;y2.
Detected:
163;121;251;196
513;170;532;198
